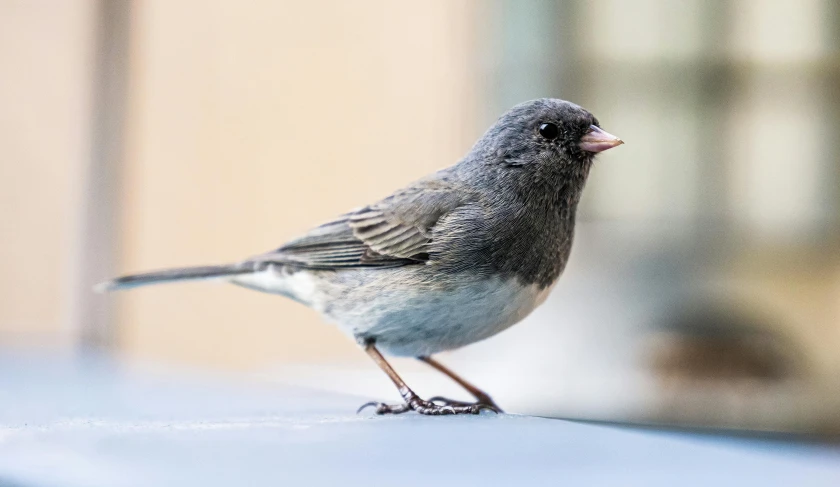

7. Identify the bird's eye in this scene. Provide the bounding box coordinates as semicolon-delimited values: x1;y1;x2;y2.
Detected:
538;123;559;140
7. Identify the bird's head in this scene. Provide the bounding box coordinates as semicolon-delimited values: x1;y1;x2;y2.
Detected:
466;98;623;204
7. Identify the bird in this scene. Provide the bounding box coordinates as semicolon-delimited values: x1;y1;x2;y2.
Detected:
97;98;623;415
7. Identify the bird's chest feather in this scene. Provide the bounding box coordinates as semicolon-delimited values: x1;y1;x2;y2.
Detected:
436;197;577;288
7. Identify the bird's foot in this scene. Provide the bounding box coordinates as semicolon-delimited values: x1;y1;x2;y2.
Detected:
358;388;499;416
429;395;503;414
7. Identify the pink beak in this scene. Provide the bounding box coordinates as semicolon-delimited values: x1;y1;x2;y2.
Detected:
578;125;624;153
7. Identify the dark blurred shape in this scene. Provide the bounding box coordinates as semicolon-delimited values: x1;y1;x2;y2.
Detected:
649;300;803;385
640;297;836;433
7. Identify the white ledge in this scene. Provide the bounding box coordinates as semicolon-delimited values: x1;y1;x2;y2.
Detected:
1;352;838;487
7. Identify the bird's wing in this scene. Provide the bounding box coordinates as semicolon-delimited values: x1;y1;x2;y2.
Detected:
248;179;469;270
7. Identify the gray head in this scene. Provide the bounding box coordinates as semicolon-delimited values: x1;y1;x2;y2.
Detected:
461;98;622;207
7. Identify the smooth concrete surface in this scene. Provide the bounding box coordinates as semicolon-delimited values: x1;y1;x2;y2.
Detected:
1;352;838;487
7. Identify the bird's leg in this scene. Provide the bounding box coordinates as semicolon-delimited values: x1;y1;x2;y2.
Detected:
357;342;496;416
419;356;503;413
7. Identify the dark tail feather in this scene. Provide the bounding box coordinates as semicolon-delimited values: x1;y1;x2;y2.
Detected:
94;265;253;292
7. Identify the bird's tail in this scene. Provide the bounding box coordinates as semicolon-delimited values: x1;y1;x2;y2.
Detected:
94;264;253;292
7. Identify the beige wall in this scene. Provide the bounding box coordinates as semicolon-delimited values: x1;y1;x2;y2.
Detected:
0;0;95;346
116;0;483;368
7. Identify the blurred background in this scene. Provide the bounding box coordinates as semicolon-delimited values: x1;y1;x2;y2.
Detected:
2;0;838;435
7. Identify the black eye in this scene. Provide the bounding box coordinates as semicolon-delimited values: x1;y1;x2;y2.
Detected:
538;122;559;140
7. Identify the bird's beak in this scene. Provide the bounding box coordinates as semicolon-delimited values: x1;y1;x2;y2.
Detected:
579;125;624;153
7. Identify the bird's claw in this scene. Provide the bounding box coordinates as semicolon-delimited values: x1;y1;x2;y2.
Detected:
358;393;499;416
357;401;411;415
429;396;503;414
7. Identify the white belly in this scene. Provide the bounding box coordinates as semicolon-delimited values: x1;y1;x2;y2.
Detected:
343;277;555;357
232;266;555;357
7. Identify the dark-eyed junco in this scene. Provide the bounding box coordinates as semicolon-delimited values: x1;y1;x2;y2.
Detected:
98;98;623;415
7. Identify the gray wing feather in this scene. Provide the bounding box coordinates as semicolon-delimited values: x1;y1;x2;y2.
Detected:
249;179;470;270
